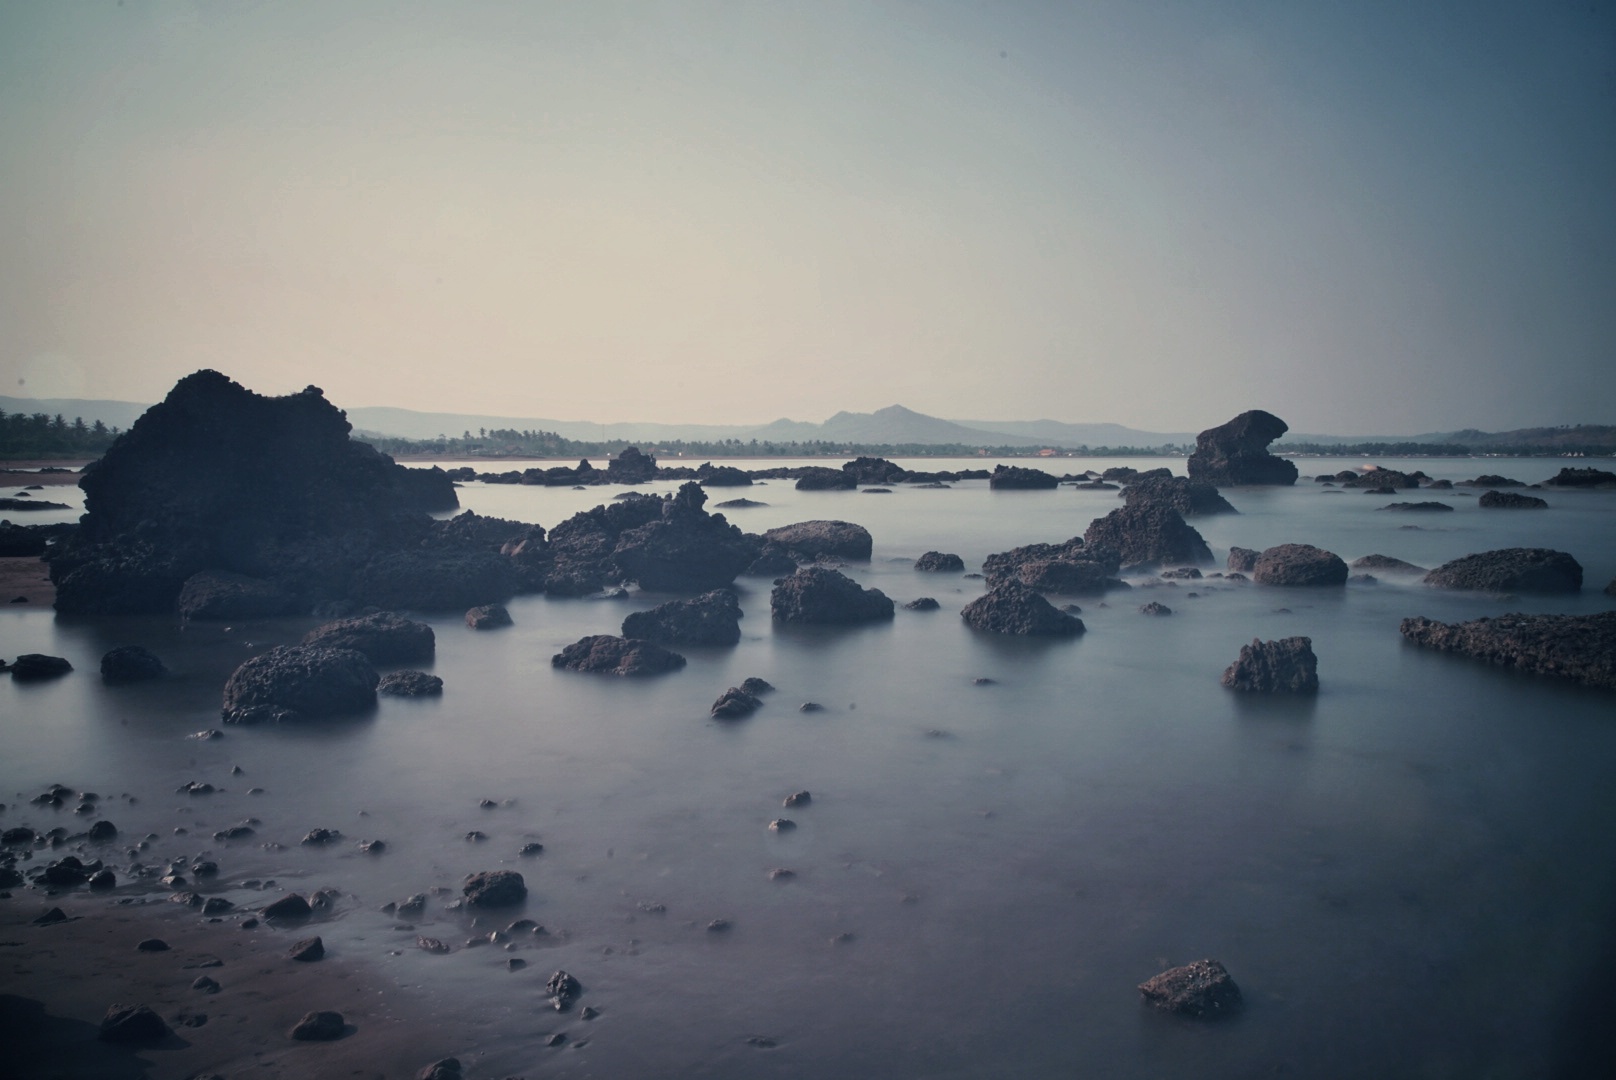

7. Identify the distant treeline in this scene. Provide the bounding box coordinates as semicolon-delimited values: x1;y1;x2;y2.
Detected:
358;429;1195;460
1278;440;1615;458
0;410;121;457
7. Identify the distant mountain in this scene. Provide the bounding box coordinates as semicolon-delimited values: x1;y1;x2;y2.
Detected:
740;405;1049;447
345;406;745;444
956;417;1195;446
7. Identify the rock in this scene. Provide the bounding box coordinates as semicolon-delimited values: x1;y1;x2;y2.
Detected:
221;645;378;723
1479;490;1548;509
905;597;940;611
88;868;116;889
289;1010;346;1041
551;635;687;676
1138;959;1243;1018
304;612;435;664
1351;554;1425;574
914;551;965;572
177;569;298;621
350;547;518;611
716;497;764;507
137;938;170;952
769;567;894;624
1543;467;1616;489
960;583;1085;636
1342;468;1421;490
1458;474;1523;487
1221;637;1319;692
988;465;1060;490
1380;502;1452;512
100;1003;171;1043
192;976;221;993
87;819;118;842
9;654;72;681
783;790;811;807
768;818;796;832
622;590;742;647
301;827;341;845
842;456;910;485
378;670;444;697
794;467;857;491
741;677;774;694
1251;544;1348;586
1186;410;1298;486
100;645;166;683
463;870;527;907
1083;504;1212;569
604;483;759;592
465;603;512;629
762;520;874;561
1607;578;1616;596
1139;602;1173;616
1122;475;1238;516
33;907;70;925
289;936;325;962
416;1058;464;1080
1227;547;1259;572
711;687;762;718
744;547;799;576
546;969;582;1011
799;702;825;712
1423;548;1582;593
262;893;312;920
1400;611;1616;690
698;465;753;487
606;446;658;484
1159;567;1201;580
982;538;1122;596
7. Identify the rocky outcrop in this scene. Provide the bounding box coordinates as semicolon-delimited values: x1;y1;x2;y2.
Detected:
960;582;1085;636
99;1003;171;1044
1221;637;1318;692
841;456;909;485
551;635;687;676
1138;960;1243;1018
983;537;1123;595
1342;469;1421;489
176;569;298;621
621;590;743;646
1544;467;1616;489
1083;504;1212;569
1122;475;1237;516
1458;474;1524;488
101;645;166;683
1400;612;1616;690
303;612;435;664
697;464;752;487
711;686;762;718
988;465;1059;490
794;467;857;491
542;483;757;594
770;567;894;624
914;551;965;572
762;520;873;561
378;670;443;696
1424;548;1582;594
222;645;379;723
1479;490;1548;509
1186;410;1298;486
606;447;657;484
1252;544;1348;586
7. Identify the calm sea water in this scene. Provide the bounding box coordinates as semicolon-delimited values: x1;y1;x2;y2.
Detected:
4;456;1615;1078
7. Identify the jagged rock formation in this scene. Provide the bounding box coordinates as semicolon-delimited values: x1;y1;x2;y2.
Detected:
550;635;687;676
960;582;1085;636
1122;475;1237;516
1479;490;1548;509
621;590;743;646
1400;612;1616;690
770;567;894;624
1083;504;1212;569
982;537;1123;595
1186;410;1298;486
1221;637;1319;692
1138;960;1243;1018
988;465;1060;490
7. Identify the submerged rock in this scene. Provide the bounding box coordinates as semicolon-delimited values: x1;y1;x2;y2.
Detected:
1351;554;1425;574
100;1003;171;1043
221;645;378;724
914;551;965;572
1423;548;1582;594
711;686;762;718
1380;502;1452;512
100;645;166;683
303;612;435;664
1138;960;1243;1018
794;466;858;491
464;603;512;629
1399;611;1616;690
1479;490;1548;509
463;870;527;907
1186;410;1298;486
378;670;444;697
960;583;1085;636
770;567;894;624
551;635;687;676
1221;637;1319;692
905;597;941;611
622;590;742;647
1252;544;1348;587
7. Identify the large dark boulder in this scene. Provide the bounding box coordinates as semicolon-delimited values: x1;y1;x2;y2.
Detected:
1138;960;1243;1018
289;1011;346;1041
842;457;908;485
1400;612;1616;690
101;645;166;683
1423;548;1582;594
221;645;379;723
982;538;1123;595
0;521;49;557
988;465;1059;490
795;467;857;491
1479;490;1548;509
622;590;743;646
762;520;873;561
463;869;527;907
10;653;73;680
100;1003;171;1043
1186;410;1298;486
606;447;658;484
1252;544;1348;586
50;370;458;615
1122;475;1237;516
303;612;435;664
960;583;1084;636
1221;637;1319;692
914;551;965;572
1544;467;1616;489
177;569;299;621
770;567;894;624
1083;504;1211;569
551;635;687;676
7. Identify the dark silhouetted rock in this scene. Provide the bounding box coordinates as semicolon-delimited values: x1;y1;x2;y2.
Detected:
464;869;526;907
1226;547;1259;572
961;583;1085;636
622;590;742;647
88;868;116;889
1083;504;1212;569
304;612;435;664
1479;490;1548;509
9;654;72;681
905;597;940;611
982;537;1123;596
417;1059;464;1080
745;547;798;575
601;483;759;592
465;603;512;629
1400;611;1616;690
378;670;443;697
100;645;166;683
1187;410;1297;486
1380;502;1452;512
794;467;857;491
740;676;773;694
1123;475;1237;516
289;1010;346;1041
711;686;762;718
1607;578;1616;596
1138;960;1243;1018
100;1003;170;1043
177;570;298;621
137;938;170;952
1342;468;1421;489
769;567;894;624
762;520;873;561
989;465;1059;490
1351;554;1425;574
221;645;378;723
289;936;325;962
1221;637;1319;692
551;635;687;676
1252;544;1347;587
87;820;118;842
1139;601;1173;616
914;551;965;572
842;456;909;485
1423;548;1582;594
546;969;582;1011
698;464;753;487
1544;467;1616;489
1458;474;1524;488
606;447;658;484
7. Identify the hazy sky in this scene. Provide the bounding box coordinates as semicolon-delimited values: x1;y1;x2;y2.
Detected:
2;1;1613;434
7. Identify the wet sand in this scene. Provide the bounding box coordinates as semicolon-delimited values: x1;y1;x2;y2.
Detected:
0;558;54;608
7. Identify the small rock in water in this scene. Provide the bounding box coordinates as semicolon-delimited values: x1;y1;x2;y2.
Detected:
707;918;732;932
1139;601;1173;616
1137;959;1243;1018
520;841;545;856
767;818;796;833
136;938;170;952
289;1010;346;1041
192;975;221;993
546;969;582;1011
782;791;811;808
99;1003;169;1043
798;701;825;713
768;867;796;881
300;828;340;845
417;937;451;954
288;936;325;962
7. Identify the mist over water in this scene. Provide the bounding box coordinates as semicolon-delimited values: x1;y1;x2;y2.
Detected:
4;457;1615;1077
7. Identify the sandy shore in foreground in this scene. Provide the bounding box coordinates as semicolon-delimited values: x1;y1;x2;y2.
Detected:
1;892;460;1080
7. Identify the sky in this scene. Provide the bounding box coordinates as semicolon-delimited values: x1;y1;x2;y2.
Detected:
1;1;1613;435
